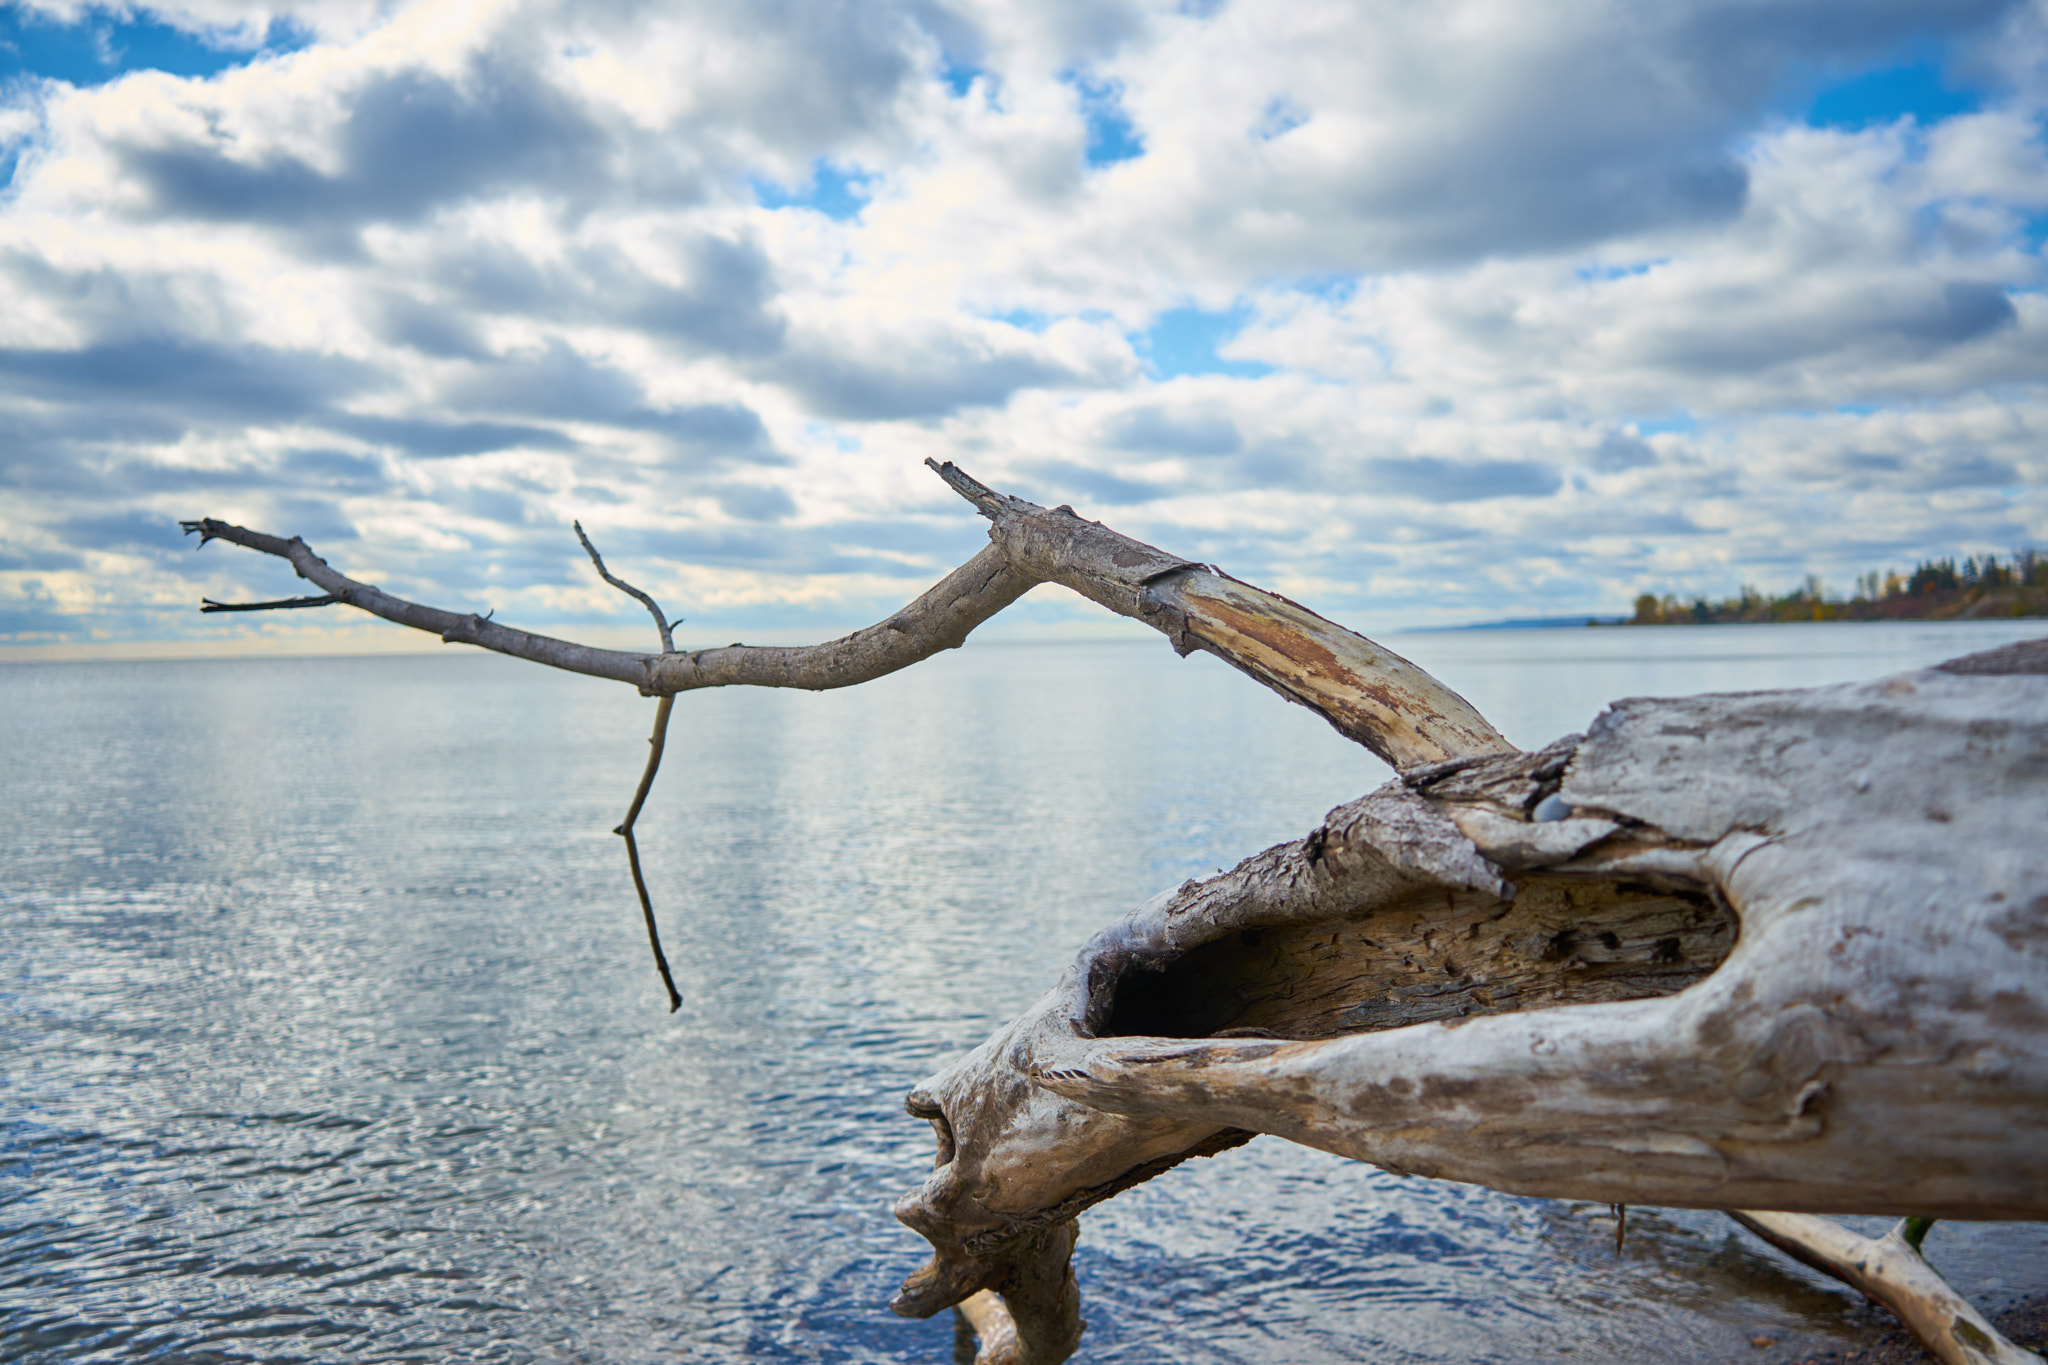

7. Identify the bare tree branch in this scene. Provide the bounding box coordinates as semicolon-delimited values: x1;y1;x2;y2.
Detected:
618;694;681;1012
180;516;1041;696
922;460;1512;768
186;464;1504;770
181;518;660;687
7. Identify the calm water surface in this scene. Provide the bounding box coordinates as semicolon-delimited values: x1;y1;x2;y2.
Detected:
5;620;2045;1363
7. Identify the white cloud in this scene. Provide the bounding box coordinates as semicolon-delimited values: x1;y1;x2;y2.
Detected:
2;0;2045;655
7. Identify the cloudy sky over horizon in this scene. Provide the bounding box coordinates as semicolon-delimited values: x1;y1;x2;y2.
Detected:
2;0;2045;656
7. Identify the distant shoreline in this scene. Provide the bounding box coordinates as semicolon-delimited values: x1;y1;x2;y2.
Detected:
1619;584;2048;627
1430;594;2048;633
1622;553;2047;627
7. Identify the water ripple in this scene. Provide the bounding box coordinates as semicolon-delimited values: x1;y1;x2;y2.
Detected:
5;635;2044;1362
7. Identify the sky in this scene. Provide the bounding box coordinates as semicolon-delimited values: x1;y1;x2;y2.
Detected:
2;0;2045;657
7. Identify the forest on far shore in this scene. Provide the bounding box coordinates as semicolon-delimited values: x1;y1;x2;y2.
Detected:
1630;550;2048;625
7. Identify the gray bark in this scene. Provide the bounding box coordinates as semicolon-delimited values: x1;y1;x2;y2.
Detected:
185;463;1506;769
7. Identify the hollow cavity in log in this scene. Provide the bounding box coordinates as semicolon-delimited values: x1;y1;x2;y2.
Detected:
1101;879;1735;1042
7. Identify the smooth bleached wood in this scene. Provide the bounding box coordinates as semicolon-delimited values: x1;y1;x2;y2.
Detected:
897;655;2048;1362
184;517;1039;696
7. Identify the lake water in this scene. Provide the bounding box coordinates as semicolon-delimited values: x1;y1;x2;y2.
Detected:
5;619;2045;1364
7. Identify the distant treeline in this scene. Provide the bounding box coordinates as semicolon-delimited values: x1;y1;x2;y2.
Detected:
1629;550;2048;625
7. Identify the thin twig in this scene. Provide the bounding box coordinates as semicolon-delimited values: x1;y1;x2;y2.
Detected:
199;593;342;612
575;520;673;653
574;522;682;1012
618;694;682;1012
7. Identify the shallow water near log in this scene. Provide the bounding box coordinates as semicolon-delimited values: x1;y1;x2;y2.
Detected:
5;619;2045;1365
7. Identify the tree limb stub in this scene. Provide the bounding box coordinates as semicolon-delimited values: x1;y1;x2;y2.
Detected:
199;593;343;613
576;519;675;654
1729;1213;2044;1365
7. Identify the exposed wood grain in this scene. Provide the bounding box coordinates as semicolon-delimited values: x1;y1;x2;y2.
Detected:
924;460;1513;769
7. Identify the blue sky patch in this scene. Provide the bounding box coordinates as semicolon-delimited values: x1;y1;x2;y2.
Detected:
0;5;306;86
1255;98;1307;142
1575;258;1666;282
1785;33;1986;134
987;308;1051;333
1632;412;1699;436
1067;73;1143;167
1288;274;1357;304
1806;57;1979;129
940;56;980;98
1138;306;1275;380
752;161;872;221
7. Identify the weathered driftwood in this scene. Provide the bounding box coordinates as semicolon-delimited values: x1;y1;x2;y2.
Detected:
897;645;2048;1362
181;471;2048;1365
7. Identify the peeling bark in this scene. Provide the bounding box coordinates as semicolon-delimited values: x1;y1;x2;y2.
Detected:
924;460;1512;767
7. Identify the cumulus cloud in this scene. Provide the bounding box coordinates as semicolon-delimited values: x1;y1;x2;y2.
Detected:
2;0;2045;653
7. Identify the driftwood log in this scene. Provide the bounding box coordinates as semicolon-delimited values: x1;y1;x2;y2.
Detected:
182;464;2048;1365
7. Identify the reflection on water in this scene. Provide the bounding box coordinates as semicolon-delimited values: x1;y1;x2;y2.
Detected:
4;621;2044;1363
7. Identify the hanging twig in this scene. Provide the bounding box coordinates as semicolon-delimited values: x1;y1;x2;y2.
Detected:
574;521;682;1012
616;694;681;1012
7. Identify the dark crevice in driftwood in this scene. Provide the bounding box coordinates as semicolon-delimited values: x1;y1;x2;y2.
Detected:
1098;878;1736;1041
